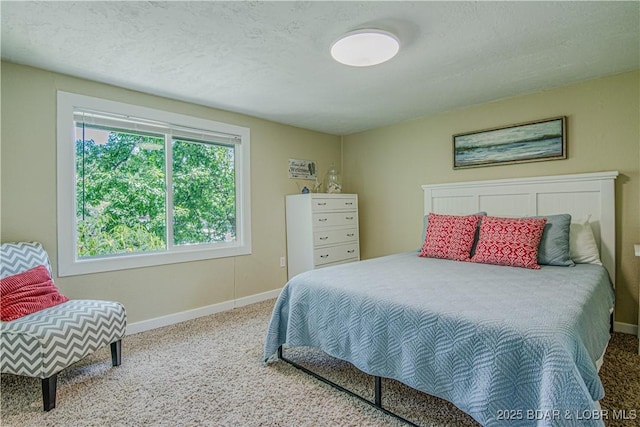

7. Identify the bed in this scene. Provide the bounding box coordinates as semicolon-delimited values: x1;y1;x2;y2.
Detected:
264;171;618;427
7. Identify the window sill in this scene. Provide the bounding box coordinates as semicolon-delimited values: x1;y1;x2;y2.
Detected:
57;243;251;277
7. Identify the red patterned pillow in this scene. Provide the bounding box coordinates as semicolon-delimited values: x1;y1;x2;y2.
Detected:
0;265;69;321
419;213;482;261
471;216;547;269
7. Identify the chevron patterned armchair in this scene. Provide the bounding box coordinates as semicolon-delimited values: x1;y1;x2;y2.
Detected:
0;241;126;411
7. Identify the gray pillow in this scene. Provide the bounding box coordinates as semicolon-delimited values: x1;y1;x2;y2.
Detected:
535;214;575;266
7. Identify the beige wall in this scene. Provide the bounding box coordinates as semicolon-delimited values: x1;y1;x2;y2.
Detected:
343;71;640;327
0;62;341;324
2;62;638;328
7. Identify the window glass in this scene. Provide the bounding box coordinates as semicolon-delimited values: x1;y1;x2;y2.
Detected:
76;124;166;258
172;139;236;246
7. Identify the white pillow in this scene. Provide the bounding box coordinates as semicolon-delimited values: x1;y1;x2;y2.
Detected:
569;216;602;265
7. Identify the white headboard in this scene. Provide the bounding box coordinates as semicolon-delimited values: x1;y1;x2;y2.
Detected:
422;171;618;285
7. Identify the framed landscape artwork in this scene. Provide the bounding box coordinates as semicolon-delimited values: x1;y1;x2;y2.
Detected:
453;116;566;169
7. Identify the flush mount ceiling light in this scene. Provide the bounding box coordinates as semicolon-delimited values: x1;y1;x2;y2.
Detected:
330;29;400;67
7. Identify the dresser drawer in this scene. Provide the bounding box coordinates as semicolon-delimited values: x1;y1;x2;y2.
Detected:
311;197;357;212
313;228;358;246
314;243;359;266
312;212;357;227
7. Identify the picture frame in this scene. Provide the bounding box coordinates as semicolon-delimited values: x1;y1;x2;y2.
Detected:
453;116;566;169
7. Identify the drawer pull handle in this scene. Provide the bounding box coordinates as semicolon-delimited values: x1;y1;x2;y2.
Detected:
319;236;329;240
320;254;329;258
345;216;354;220
345;202;353;205
317;202;327;206
347;250;355;254
318;218;328;222
346;233;355;237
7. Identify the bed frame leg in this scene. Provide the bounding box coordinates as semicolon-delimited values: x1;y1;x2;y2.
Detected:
277;348;418;426
609;313;614;333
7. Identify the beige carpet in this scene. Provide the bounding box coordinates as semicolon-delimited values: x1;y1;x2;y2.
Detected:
1;299;638;427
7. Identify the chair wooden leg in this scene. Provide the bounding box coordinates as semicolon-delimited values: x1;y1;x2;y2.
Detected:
40;342;121;411
110;340;122;366
42;375;57;411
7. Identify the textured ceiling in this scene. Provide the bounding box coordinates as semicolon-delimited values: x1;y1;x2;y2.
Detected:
2;1;639;135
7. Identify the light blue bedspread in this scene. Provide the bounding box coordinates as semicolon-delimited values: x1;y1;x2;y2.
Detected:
264;252;614;426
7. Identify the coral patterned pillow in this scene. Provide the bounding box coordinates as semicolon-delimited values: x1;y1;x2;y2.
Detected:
0;265;69;321
419;213;482;261
471;216;547;269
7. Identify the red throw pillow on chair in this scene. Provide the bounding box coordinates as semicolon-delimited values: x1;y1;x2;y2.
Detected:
0;265;69;321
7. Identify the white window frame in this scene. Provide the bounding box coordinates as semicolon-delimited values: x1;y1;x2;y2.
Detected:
57;91;251;277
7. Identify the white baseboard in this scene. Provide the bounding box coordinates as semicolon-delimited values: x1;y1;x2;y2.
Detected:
613;321;639;336
126;288;282;335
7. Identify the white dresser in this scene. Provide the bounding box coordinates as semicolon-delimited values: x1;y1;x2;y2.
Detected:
285;193;360;280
